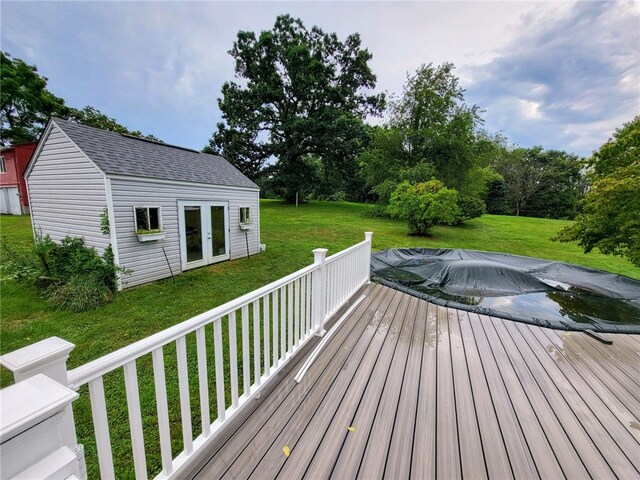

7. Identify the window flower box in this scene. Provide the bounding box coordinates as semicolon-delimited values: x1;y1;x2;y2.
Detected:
136;230;165;242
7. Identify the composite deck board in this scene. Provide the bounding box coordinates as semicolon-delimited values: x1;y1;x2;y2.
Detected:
225;285;391;480
447;309;488;480
410;301;438;479
478;314;586;479
382;299;427;479
524;323;640;445
566;332;640;393
543;329;640;416
193;286;640;480
464;312;541;479
435;305;462;480
274;289;405;480
507;319;640;477
456;311;513;479
325;293;413;479
199;284;384;479
490;316;613;478
357;296;420;479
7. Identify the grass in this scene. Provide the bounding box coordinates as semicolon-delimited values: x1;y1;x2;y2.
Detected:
1;200;638;478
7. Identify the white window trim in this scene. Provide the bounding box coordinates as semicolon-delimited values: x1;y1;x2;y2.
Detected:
0;156;6;174
239;206;252;225
133;205;163;232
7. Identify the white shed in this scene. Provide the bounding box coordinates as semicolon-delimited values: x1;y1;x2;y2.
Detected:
26;118;261;289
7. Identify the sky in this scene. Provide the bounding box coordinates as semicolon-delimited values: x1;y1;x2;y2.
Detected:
1;1;638;157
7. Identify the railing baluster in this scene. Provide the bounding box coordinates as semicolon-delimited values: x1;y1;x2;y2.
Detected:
294;279;300;347
305;273;311;334
195;327;210;437
337;260;342;307
300;276;306;339
88;376;115;480
213;320;226;421
272;290;279;367
228;311;239;408
241;305;250;396
253;299;261;387
263;295;271;376
123;360;147;480
280;287;286;360
151;347;173;475
287;282;294;351
330;262;336;311
176;336;193;455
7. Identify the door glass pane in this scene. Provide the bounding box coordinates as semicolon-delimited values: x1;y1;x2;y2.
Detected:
211;206;226;257
184;206;203;262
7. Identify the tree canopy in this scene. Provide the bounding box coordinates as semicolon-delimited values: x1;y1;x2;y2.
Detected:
209;14;384;202
556;116;640;267
1;52;68;145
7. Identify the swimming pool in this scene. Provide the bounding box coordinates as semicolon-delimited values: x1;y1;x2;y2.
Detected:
371;248;640;334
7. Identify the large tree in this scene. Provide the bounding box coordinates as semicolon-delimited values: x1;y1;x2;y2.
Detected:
209;15;384;202
556;117;640;267
359;63;486;207
493;147;585;218
1;52;68;145
388;63;482;191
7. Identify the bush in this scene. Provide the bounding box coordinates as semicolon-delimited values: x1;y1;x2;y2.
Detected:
1;233;125;311
456;195;486;223
388;179;461;235
46;273;114;311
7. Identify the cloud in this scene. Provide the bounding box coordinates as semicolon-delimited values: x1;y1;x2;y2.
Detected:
464;1;640;156
1;1;637;156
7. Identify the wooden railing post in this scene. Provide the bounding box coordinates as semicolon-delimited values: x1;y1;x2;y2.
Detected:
364;232;373;284
312;248;328;336
0;337;86;479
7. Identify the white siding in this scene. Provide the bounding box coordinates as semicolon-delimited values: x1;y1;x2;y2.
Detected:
27;124;109;253
0;187;21;215
110;177;260;288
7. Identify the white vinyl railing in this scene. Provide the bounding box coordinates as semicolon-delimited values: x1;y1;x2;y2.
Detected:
325;236;372;319
0;233;373;480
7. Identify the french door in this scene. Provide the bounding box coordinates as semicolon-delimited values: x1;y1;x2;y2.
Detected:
178;201;230;270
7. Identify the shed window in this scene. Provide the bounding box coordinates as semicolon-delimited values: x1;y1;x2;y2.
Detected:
135;206;161;232
0;156;5;173
240;207;251;225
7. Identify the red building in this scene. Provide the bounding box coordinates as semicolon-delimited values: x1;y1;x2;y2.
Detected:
0;142;37;214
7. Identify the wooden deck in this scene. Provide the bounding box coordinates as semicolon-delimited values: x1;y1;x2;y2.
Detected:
185;284;640;479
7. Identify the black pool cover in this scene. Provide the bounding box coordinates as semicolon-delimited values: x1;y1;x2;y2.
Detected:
371;248;640;334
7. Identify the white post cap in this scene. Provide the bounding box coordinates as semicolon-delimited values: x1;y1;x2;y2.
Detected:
0;337;75;385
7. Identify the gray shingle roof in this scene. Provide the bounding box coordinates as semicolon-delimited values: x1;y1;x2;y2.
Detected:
51;118;258;189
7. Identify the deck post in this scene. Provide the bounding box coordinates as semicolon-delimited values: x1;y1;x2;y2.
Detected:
312;248;328;336
364;232;373;283
0;337;87;479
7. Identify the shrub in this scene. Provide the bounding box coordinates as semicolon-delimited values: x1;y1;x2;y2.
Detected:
1;233;126;311
456;195;486;223
46;273;114;311
388;179;461;235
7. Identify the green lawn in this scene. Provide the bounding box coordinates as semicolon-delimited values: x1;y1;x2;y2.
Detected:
3;200;637;371
1;200;638;478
